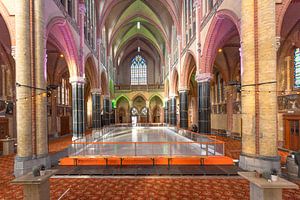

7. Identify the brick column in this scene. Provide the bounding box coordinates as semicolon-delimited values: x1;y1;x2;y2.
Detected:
15;0;32;160
91;89;101;129
196;73;211;134
35;0;48;158
169;96;177;126
70;77;85;140
239;0;280;172
14;0;50;177
179;90;189;129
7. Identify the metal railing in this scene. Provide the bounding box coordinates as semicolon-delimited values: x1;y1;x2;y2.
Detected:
69;141;224;158
69;125;225;158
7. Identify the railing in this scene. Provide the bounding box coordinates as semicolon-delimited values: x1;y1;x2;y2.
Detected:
69;125;225;158
68;141;224;158
114;84;164;91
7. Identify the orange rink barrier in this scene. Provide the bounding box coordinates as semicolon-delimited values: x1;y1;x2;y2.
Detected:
59;156;234;166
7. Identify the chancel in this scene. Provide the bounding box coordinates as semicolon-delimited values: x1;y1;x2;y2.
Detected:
0;0;300;199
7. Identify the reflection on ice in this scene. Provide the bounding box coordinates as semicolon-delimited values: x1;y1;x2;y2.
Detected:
69;127;224;157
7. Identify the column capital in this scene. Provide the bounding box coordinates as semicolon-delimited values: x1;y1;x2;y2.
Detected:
69;76;85;84
11;46;16;59
91;88;101;94
178;87;189;93
103;95;110;99
275;36;281;51
79;3;86;15
196;73;212;83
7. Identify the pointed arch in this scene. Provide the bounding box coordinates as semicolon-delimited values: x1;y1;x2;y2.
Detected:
46;17;79;77
116;95;130;105
201;9;241;73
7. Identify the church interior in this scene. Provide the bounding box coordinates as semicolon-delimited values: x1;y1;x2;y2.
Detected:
1;0;300;199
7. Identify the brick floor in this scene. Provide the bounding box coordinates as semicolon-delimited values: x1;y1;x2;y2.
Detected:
1;155;300;199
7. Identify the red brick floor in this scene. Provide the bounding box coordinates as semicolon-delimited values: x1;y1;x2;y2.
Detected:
1;155;300;199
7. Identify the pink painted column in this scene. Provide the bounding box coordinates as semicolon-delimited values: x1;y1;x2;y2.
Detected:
195;0;202;74
79;2;85;77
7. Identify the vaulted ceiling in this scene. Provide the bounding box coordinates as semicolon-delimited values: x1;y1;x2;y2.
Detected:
97;0;181;70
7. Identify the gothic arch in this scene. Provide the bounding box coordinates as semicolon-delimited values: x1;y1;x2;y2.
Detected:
201;9;241;74
46;17;79;77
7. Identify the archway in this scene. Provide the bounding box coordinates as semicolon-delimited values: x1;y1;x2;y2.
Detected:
169;68;179;126
277;0;300;150
116;96;130;123
84;56;98;129
132;95;147;123
0;13;15;151
180;52;197;129
201;10;241;135
46;37;72;137
149;95;163;123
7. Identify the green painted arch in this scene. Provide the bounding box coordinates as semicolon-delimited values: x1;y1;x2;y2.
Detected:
149;94;164;104
114;25;161;55
115;95;130;105
116;0;162;30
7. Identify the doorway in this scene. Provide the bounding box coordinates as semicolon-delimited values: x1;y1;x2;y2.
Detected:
284;115;300;151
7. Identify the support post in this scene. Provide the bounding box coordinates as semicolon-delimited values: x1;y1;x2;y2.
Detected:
179;90;188;129
70;77;85;140
170;96;177;126
196;73;211;134
164;100;169;124
91;89;101;129
239;0;280;172
103;96;110;126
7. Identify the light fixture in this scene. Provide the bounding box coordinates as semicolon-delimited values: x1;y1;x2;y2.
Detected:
138;46;141;52
137;21;141;29
218;48;222;53
60;54;64;58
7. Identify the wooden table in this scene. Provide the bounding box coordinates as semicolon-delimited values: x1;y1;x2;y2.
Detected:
12;170;57;200
238;172;299;200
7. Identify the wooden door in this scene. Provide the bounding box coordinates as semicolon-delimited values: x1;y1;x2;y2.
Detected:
60;116;70;136
0;118;9;152
284;115;300;151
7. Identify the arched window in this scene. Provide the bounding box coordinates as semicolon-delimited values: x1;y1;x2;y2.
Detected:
131;55;147;85
294;48;300;88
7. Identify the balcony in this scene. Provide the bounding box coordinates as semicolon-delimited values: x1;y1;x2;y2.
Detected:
114;84;164;92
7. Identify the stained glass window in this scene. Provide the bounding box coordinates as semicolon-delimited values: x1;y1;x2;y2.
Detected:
131;55;147;85
294;48;300;88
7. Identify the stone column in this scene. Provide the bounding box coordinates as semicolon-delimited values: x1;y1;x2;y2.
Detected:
103;96;110;126
196;73;211;134
70;77;85;140
179;90;188;129
164;100;169;124
170;96;177;126
15;0;32;160
91;89;101;129
239;0;280;172
35;0;48;158
110;99;115;125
